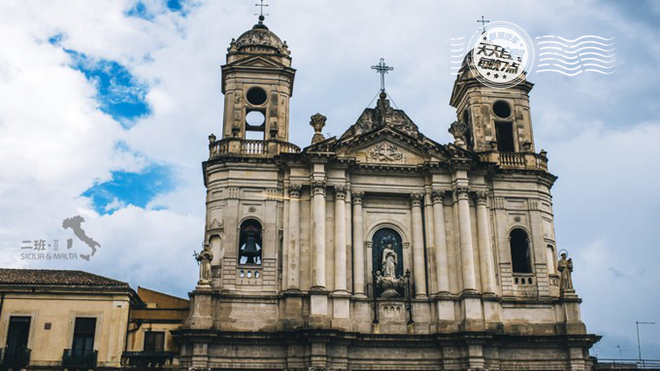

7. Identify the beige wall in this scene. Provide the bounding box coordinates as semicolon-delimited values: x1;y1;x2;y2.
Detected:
0;291;130;368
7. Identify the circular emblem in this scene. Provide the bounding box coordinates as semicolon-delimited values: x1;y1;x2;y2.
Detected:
467;21;534;89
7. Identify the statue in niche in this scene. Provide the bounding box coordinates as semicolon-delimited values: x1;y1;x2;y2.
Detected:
195;243;214;285
558;252;574;292
375;235;405;298
381;241;398;278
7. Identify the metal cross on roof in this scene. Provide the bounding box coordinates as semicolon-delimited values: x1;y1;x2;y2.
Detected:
255;0;268;19
477;15;490;34
371;58;394;92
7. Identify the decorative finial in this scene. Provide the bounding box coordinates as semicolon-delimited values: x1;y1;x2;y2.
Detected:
477;16;490;34
371;58;394;93
255;0;268;23
310;113;327;144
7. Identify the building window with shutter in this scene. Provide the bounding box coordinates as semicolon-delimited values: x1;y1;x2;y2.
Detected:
143;331;165;353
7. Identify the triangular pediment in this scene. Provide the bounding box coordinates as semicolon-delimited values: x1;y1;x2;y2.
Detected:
334;126;450;165
231;55;287;68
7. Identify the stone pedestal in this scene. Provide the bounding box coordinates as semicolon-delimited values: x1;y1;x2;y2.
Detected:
188;287;213;329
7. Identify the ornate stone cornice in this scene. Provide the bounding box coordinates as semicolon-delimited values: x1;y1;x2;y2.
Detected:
334;185;346;200
352;191;364;205
409;193;424;207
288;184;301;198
453;186;471;201
474;190;489;205
311;180;326;196
431;190;446;204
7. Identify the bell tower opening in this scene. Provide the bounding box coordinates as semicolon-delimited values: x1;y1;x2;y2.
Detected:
449;53;537;155
245;110;266;140
239;219;262;265
495;121;514;152
215;17;296;155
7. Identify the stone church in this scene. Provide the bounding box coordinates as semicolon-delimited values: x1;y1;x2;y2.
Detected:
174;16;600;371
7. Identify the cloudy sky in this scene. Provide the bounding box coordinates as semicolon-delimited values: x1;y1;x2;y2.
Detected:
1;0;658;360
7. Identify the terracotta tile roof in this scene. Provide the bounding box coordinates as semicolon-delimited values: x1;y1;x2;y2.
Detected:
0;268;128;287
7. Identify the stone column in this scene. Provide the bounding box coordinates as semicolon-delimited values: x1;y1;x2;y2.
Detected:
352;191;365;296
455;186;477;292
475;191;496;294
311;180;326;290
432;190;449;294
287;184;301;290
410;193;428;297
334;186;347;293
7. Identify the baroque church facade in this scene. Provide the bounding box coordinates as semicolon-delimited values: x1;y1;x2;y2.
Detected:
174;16;599;371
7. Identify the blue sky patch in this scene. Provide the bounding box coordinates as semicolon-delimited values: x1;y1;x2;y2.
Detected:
167;0;183;12
48;34;63;45
125;1;154;20
82;165;174;214
65;49;150;128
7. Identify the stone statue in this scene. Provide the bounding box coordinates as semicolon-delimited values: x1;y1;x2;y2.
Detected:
381;242;398;278
196;244;214;285
558;252;574;292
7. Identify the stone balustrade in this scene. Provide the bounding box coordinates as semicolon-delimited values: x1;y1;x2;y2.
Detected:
209;138;301;158
479;151;549;171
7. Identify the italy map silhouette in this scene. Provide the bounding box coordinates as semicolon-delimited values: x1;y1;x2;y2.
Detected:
62;216;100;261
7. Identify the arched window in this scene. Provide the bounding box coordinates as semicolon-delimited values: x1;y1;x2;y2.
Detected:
510;229;532;273
238;219;262;265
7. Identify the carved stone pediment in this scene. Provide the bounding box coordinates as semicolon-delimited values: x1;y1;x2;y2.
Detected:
341;136;433;166
367;143;406;164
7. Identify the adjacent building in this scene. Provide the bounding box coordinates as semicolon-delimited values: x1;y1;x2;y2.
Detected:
0;269;187;370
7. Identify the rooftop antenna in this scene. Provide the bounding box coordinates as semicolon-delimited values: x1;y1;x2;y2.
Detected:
255;0;269;23
477;15;490;34
636;321;656;362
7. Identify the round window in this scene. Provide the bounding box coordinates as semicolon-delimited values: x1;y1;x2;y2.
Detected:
493;100;511;118
246;87;267;106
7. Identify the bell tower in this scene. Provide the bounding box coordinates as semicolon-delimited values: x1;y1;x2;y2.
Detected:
449;54;536;154
221;15;295;143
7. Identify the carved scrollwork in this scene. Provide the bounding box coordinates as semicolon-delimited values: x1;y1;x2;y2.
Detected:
431;190;446;204
311;180;326;196
368;143;405;163
288;184;301;198
453;186;471;201
409;193;424;207
474;191;489;205
334;185;346;200
352;191;364;204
